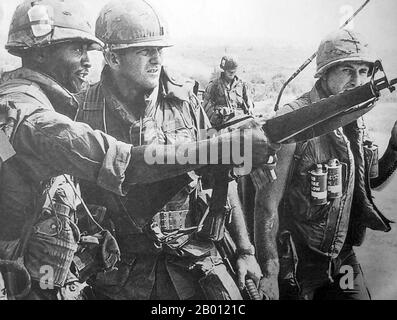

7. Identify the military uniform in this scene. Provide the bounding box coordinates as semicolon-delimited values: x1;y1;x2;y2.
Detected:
76;66;242;300
0;66;134;299
279;81;394;300
273;29;397;300
203;74;254;126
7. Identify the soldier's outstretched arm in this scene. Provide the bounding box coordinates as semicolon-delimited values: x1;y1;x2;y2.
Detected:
251;143;296;300
371;121;397;188
14;108;275;195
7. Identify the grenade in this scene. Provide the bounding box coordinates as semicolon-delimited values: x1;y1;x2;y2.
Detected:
364;141;379;179
327;159;343;199
310;164;328;205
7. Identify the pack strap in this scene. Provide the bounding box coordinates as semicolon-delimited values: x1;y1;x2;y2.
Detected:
63;175;104;233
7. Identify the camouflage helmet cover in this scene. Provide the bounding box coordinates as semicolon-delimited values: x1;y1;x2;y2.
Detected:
6;0;103;56
220;55;238;71
96;0;172;51
315;29;376;78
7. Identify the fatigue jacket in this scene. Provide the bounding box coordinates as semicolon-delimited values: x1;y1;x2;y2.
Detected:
203;74;253;125
0;67;132;244
76;66;217;300
280;82;392;259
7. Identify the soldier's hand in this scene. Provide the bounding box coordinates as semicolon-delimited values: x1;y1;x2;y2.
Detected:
235;253;262;291
238;124;280;169
250;158;278;187
258;274;279;300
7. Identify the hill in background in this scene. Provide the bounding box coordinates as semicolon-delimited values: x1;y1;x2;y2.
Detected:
1;36;396;114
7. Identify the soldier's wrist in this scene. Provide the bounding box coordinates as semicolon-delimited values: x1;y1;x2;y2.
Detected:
260;258;280;277
236;244;256;257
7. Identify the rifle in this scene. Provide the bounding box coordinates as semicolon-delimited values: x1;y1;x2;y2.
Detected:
220;60;396;143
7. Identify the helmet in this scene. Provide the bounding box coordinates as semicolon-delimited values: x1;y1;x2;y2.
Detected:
315;29;376;78
220;55;238;71
6;0;103;56
96;0;172;51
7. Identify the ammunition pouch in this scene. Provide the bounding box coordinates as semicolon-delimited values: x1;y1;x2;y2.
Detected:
24;206;80;288
73;230;120;283
143;209;198;252
126;205;208;254
77;204;109;235
153;210;190;232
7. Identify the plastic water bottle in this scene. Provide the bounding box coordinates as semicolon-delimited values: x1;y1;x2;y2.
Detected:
27;2;52;38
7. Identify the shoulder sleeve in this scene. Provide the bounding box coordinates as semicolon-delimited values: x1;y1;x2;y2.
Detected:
202;81;218;121
193;97;212;131
180;94;211;133
13;109;132;196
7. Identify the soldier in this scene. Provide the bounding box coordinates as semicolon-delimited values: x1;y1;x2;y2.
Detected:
76;0;270;300
203;55;254;126
258;29;397;300
0;0;276;299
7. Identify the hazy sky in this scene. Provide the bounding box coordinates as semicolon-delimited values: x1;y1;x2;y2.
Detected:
0;0;396;71
0;0;396;47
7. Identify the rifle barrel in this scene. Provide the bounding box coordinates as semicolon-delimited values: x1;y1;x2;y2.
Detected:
266;82;376;143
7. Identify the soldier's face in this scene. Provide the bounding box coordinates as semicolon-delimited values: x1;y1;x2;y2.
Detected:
43;42;92;93
323;62;370;95
224;69;237;82
117;46;164;92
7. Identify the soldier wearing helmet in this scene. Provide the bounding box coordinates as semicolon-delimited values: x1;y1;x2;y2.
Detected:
0;0;275;300
75;0;274;301
203;55;254;126
255;29;397;300
0;0;120;300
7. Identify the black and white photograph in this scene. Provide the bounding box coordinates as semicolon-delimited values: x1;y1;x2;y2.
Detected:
0;0;396;307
